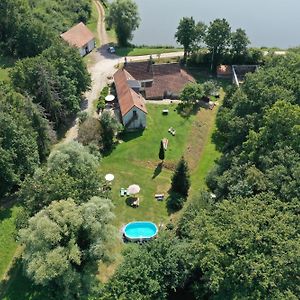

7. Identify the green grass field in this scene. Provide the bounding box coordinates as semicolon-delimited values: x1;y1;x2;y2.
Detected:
115;47;182;57
86;0;100;46
0;55;15;82
101;104;195;228
0;206;22;279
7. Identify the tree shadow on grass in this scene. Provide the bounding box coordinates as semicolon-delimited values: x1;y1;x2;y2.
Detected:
166;192;186;215
176;102;201;119
152;162;163;179
119;129;144;142
0;258;47;300
0;207;13;221
125;196;137;207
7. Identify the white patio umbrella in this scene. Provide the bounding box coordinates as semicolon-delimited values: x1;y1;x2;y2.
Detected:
105;95;115;102
127;184;141;195
105;173;114;182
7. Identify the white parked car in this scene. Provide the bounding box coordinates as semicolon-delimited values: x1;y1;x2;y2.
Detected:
107;46;116;54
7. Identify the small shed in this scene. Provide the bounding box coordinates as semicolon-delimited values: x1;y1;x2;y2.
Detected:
60;22;95;56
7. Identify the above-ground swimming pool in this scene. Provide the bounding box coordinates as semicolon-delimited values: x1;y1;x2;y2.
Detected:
123;221;158;241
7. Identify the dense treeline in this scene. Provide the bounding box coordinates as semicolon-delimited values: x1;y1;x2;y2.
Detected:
0;0;91;194
175;17;264;68
101;53;300;299
19;142;104;215
11;42;91;128
208;53;300;201
0;0;91;58
0;83;53;197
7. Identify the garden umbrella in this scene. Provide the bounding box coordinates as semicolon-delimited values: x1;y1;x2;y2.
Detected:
105;173;114;182
105;95;115;102
127;184;141;195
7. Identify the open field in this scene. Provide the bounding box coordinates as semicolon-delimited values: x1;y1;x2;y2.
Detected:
0;206;21;279
0;55;15;82
86;0;100;46
115;47;183;57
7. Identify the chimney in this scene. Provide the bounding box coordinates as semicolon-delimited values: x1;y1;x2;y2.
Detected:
147;55;153;72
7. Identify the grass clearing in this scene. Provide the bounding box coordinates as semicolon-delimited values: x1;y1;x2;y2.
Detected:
0;206;22;279
101;104;195;227
115;47;182;57
87;0;100;46
0;55;15;82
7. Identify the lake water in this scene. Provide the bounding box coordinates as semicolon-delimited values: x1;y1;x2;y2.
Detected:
131;0;300;48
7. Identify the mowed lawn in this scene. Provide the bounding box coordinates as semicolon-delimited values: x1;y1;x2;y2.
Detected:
86;0;99;46
115;47;183;57
101;104;195;228
0;206;22;279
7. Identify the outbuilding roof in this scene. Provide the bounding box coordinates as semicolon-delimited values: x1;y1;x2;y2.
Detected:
60;22;95;48
114;69;147;117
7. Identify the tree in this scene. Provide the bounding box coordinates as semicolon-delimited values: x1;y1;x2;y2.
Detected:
175;17;197;61
107;0;140;46
180;83;204;105
20;142;104;215
210;54;300;202
187;194;300;299
19;197;115;299
11;42;91;128
0;83;52;196
99;111;122;153
159;140;165;161
230;28;250;59
78;116;102;148
202;80;219;97
194;21;207;49
171;157;190;198
102;233;192;300
205;18;231;70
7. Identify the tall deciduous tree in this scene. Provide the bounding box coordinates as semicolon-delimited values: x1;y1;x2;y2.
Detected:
0;83;52;196
20;142;103;215
230;28;250;58
99;111;122;153
205;18;231;70
102;233;192;300
175;17;196;61
107;0;140;46
180;83;204;105
187;194;300;300
19;197;115;299
11;42;91;128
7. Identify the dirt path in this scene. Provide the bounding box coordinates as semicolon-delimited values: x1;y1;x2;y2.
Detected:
94;0;108;46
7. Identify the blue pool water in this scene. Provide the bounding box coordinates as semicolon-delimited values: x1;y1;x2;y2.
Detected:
123;222;158;241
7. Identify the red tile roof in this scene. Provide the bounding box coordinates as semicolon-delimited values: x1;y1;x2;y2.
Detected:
145;63;195;99
124;61;153;81
114;69;147;117
125;62;195;99
60;22;95;48
217;65;232;76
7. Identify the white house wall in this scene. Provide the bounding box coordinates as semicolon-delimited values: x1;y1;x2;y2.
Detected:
123;107;146;130
79;39;96;56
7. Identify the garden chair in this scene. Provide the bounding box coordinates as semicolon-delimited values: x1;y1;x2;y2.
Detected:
120;188;127;197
